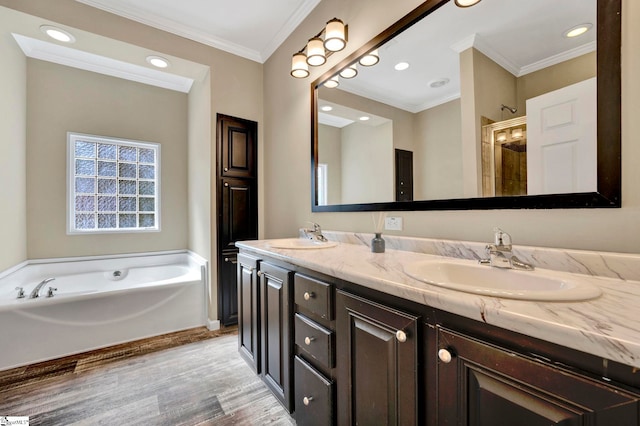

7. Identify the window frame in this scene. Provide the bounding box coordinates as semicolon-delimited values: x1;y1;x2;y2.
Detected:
66;132;161;235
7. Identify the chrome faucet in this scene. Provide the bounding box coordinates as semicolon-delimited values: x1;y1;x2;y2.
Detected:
302;222;328;242
29;277;56;299
479;228;534;271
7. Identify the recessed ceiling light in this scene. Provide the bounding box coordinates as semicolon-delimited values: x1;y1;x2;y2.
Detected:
321;106;333;112
146;55;170;68
394;62;410;71
429;78;450;88
564;23;593;38
359;116;370;121
40;25;75;43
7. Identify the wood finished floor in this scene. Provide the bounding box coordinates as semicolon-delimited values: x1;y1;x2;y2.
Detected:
0;327;295;425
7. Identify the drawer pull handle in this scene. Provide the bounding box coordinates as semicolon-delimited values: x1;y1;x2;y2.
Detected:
303;396;313;406
303;291;315;301
396;330;407;343
304;336;315;345
438;348;453;363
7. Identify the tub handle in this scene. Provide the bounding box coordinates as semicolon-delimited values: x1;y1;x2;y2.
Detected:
47;287;58;298
15;287;25;299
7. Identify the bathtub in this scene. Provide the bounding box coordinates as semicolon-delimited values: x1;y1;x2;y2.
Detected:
0;251;207;371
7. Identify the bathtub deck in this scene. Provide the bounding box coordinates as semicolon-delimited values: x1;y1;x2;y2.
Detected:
0;327;294;425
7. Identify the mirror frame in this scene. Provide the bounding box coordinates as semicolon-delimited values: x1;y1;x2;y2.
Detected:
311;0;621;212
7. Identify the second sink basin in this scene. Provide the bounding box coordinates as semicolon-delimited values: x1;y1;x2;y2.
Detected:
404;258;602;301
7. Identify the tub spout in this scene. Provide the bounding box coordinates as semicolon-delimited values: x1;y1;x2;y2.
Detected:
29;278;56;299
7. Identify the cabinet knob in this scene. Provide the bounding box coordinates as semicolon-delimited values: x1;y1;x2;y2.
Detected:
224;167;228;172
224;182;229;187
303;396;313;406
257;271;263;277
304;336;315;346
438;348;453;363
396;330;407;343
303;291;315;301
224;257;230;262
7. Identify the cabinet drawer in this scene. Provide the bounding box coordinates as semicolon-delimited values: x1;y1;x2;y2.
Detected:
295;314;334;368
294;274;333;320
294;356;334;426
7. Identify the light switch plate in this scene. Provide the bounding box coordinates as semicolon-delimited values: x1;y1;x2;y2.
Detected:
385;216;403;231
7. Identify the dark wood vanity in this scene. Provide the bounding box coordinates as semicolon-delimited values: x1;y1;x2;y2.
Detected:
237;250;640;425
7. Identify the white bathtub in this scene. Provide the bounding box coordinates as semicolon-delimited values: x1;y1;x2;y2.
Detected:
0;251;207;371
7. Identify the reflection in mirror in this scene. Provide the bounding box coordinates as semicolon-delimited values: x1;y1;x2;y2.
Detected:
313;0;620;211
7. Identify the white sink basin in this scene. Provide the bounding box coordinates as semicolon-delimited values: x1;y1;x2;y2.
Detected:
404;258;602;301
268;238;338;250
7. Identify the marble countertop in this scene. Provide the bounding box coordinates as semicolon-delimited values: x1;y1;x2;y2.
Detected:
237;237;640;369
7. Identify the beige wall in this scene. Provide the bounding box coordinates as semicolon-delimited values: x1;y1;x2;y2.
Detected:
0;0;263;323
0;8;27;271
341;121;394;204
414;99;463;200
318;124;343;205
26;60;188;258
264;0;640;254
517;52;596;114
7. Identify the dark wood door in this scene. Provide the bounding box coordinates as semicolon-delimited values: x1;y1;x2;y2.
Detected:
395;149;413;201
217;114;257;326
260;262;294;412
219;114;256;179
436;327;640;425
336;290;420;425
237;253;260;373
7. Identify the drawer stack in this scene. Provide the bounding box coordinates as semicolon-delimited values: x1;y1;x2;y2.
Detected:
293;273;335;426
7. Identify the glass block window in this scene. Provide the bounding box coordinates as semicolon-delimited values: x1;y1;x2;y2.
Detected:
67;133;160;234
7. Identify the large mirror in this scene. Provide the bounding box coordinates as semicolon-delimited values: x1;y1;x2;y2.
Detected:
311;0;621;211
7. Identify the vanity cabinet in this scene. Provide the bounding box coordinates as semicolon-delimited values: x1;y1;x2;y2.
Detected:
237;250;640;425
336;290;420;425
237;253;260;372
259;261;294;412
293;273;336;425
434;327;640;425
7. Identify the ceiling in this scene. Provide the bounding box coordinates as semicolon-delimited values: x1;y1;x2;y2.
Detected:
332;0;596;114
75;0;321;63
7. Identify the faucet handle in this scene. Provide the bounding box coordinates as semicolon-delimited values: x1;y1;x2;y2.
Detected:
47;287;58;298
493;227;512;247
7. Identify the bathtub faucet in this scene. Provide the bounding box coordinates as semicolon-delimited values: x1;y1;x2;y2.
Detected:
29;277;56;299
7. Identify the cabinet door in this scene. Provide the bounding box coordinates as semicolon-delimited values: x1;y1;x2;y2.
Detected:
237;253;260;373
260;262;294;412
336;290;420;426
217;114;257;179
436;327;640;425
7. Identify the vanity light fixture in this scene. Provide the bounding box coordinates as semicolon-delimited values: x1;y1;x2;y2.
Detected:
496;131;508;142
290;18;348;78
454;0;482;7
291;52;310;78
146;55;170;68
564;23;593;38
40;25;75;43
324;18;347;52
394;62;410;71
359;49;380;67
306;37;326;66
511;128;523;139
339;64;358;79
324;75;340;88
